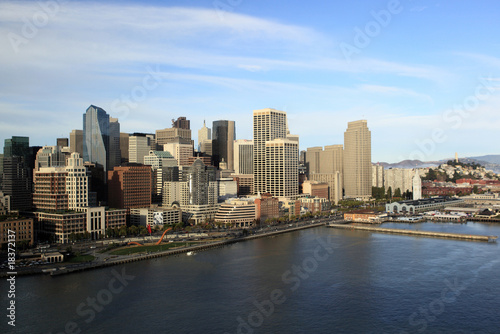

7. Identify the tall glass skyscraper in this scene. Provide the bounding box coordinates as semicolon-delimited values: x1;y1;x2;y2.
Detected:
83;105;120;172
212;120;235;170
2;136;32;210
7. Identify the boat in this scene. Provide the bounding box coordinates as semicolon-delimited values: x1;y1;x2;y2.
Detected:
187;251;195;256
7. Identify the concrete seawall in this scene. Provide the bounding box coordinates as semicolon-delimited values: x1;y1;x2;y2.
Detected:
327;224;498;242
14;222;325;277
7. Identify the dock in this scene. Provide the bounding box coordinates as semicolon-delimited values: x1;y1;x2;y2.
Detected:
327;224;498;242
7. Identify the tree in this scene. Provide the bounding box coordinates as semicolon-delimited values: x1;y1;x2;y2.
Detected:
128;225;139;236
119;225;127;237
386;187;393;199
394;188;402;198
139;226;148;236
424;168;437;181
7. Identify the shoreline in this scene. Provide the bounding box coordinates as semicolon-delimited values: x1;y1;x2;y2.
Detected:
1;222;328;278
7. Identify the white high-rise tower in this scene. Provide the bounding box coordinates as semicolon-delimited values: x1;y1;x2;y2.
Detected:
253;108;298;198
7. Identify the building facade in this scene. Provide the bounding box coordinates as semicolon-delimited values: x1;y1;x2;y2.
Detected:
305;145;343;204
253;108;288;195
343;120;372;199
265;138;299;198
212;120;236;170
2;136;32;211
83;105;120;172
0;217;34;248
70;129;84;157
107;165;152;209
234;139;253;175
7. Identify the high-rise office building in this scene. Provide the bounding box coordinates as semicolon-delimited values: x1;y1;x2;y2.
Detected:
83;105;110;171
384;168;413;194
234;139;253;175
129;134;154;164
413;170;422;200
83;105;120;172
70;129;84;157
305;145;343;204
0;153;3;189
109;117;121;169
180;159;217;206
198;120;211;144
343;120;372;199
163;143;193;166
173;116;190;130
212;120;235;170
198;120;212;156
372;163;384;188
66;152;89;209
265;138;299;198
156;117;192;146
253;108;288;195
34;146;65;170
2;136;32;211
57;138;69;147
107;165;152;209
33;167;68;212
144;150;177;202
120;133;129;165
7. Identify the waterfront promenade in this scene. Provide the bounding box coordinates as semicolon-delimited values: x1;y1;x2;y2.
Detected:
1;220;330;278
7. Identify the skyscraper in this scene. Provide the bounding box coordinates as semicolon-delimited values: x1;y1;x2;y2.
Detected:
212;120;235;170
265;138;299;198
413;170;422;200
181;159;217;206
234;139;253;175
34;146;65;170
107;165;152;209
173;116;190;129
109;117;121;169
253;109;287;194
83;105;120;172
2;136;32;211
198;120;212;155
253;108;298;198
57;138;69;147
129;134;154;164
66;152;89;209
83;105;110;171
305;145;343;205
120;132;129;165
70;129;84;157
343;120;372;199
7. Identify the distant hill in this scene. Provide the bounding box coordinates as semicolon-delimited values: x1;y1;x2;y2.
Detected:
376;160;440;169
376;155;500;173
468;155;500;165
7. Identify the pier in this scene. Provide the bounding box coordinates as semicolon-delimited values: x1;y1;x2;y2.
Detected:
327;223;498;242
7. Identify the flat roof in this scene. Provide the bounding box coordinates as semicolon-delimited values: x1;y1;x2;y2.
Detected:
392;197;462;206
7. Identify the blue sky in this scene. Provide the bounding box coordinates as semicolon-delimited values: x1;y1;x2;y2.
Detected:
1;0;500;162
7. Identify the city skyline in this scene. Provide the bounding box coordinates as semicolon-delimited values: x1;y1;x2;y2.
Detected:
2;1;500;162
